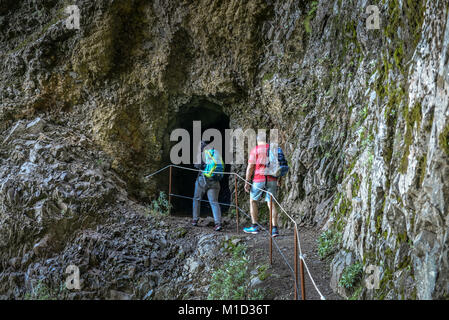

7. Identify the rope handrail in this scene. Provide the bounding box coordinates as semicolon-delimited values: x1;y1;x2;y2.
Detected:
145;164;326;300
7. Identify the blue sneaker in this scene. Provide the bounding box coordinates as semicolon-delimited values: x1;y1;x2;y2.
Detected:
272;226;279;238
243;224;259;234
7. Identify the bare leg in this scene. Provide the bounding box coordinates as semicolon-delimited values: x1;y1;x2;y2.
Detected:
250;198;259;225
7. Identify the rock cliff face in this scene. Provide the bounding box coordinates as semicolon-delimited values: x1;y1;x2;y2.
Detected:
1;0;449;299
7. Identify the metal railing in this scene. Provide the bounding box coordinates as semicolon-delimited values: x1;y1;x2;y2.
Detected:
145;164;326;300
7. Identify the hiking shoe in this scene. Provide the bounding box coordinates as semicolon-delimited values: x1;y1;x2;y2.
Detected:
214;224;222;232
243;224;259;234
192;219;199;226
272;226;279;238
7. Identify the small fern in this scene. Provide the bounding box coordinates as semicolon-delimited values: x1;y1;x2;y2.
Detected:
148;191;171;216
339;262;363;289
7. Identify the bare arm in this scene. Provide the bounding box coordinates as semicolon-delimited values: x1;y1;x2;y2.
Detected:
246;163;255;181
245;163;255;192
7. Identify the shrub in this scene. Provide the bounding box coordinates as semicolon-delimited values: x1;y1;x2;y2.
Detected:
147;191;171;216
339;262;363;289
208;243;265;300
317;230;340;259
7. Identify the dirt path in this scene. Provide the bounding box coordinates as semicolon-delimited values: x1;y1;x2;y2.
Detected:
167;215;341;300
246;225;341;300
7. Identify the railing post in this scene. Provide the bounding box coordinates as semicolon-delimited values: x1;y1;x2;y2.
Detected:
294;227;298;300
300;252;306;300
168;166;172;215
234;175;239;233
269;194;273;265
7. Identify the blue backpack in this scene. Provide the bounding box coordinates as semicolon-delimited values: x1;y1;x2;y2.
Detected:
264;144;289;177
202;148;224;181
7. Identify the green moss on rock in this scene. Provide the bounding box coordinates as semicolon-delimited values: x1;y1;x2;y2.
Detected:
399;102;422;174
439;123;449;157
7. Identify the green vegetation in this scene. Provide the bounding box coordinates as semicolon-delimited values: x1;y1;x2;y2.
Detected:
304;1;318;34
375;213;383;233
349;285;363;300
208;242;265;300
375;266;394;300
174;226;188;238
403;0;427;49
342;20;362;59
351;173;361;198
339;262;363;290
317;230;341;259
373;0;426;173
333;193;352;234
24;281;65;300
146;191;171;217
399;102;422;173
227;208;237;219
439;123;449;157
262;72;274;83
256;264;271;281
367;151;374;171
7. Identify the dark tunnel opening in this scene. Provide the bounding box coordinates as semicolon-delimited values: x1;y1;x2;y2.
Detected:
163;101;231;218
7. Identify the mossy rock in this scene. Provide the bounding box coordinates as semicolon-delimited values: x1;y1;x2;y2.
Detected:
439;123;449;157
399;102;422;174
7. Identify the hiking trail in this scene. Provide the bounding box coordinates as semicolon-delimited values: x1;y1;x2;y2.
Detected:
163;215;341;300
146;164;342;300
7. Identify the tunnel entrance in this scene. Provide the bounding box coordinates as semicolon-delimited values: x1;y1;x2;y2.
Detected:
164;100;231;218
